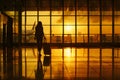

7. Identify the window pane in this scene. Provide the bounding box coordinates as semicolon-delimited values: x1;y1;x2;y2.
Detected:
90;16;100;25
77;26;88;43
26;16;37;25
64;16;75;25
77;26;88;34
64;24;75;34
90;26;99;34
102;26;112;34
39;16;50;25
115;15;120;25
52;11;62;15
77;16;88;25
115;26;120;34
102;16;112;25
52;26;62;34
52;16;63;25
26;11;37;15
102;26;112;42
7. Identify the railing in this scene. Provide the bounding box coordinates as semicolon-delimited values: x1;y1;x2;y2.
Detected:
0;33;119;44
17;34;120;43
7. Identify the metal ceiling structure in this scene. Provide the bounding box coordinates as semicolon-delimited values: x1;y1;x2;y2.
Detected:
0;0;120;11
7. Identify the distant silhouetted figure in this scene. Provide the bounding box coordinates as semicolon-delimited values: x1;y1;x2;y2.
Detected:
35;21;45;54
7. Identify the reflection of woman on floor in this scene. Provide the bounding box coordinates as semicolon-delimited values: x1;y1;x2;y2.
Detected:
35;21;45;55
35;55;44;80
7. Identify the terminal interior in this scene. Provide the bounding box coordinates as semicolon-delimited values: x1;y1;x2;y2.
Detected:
0;0;120;80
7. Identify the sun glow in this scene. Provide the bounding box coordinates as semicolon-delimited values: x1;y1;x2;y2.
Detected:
64;25;73;34
65;25;71;31
64;48;72;57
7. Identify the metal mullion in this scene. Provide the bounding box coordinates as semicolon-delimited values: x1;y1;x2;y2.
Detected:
13;0;17;76
62;0;64;79
37;0;39;22
112;0;115;79
99;0;102;80
100;0;102;44
87;0;90;79
87;0;90;44
18;3;22;80
50;0;52;79
75;0;77;79
112;47;114;80
100;47;102;80
24;0;27;79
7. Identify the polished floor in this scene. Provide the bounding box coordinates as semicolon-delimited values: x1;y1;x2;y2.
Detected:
0;47;120;80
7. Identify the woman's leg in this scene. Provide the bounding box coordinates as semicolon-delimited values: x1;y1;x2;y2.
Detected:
37;38;42;53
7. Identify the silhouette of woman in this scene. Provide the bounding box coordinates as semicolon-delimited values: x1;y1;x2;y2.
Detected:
35;21;45;54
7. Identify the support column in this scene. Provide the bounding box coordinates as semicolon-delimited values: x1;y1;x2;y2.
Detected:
3;24;7;79
18;7;22;79
6;17;13;80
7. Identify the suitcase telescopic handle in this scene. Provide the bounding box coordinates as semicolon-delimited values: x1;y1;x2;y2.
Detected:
43;36;47;43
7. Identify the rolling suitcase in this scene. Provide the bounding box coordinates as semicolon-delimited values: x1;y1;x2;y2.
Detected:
43;39;51;56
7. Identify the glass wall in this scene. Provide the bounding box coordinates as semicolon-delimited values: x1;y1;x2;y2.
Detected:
21;0;120;44
1;0;120;44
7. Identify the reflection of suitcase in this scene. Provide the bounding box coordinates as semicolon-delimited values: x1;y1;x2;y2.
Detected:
43;56;51;66
43;43;51;55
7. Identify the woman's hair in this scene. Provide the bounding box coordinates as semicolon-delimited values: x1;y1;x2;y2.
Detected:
38;21;42;26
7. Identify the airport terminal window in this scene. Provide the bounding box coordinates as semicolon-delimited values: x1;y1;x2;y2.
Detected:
1;0;119;44
0;0;120;44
